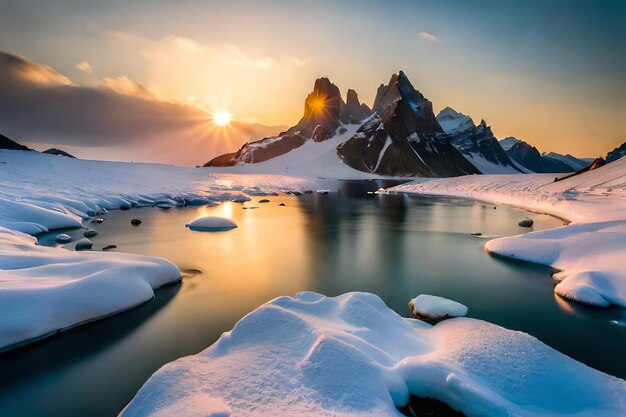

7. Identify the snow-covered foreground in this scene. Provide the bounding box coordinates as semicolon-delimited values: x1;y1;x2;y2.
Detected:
0;227;180;351
0;149;343;351
121;292;626;417
388;157;626;308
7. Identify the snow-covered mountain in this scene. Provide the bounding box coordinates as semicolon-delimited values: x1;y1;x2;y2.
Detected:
543;152;591;171
499;136;521;151
499;138;577;173
606;141;626;163
336;72;478;177
207;72;478;178
436;108;523;174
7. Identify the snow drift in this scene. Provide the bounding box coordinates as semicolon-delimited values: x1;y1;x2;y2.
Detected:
120;292;626;417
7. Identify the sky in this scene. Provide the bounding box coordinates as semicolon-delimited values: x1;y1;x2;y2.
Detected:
0;0;624;162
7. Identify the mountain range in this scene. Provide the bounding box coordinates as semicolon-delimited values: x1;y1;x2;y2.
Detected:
206;71;601;177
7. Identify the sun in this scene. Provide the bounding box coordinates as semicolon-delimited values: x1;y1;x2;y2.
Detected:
213;110;232;127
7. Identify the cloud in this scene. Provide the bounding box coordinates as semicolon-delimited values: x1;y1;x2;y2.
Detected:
0;51;285;165
0;52;72;85
76;61;93;74
418;32;439;43
102;75;158;101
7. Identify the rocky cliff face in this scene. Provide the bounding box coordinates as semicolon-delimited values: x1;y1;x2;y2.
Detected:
606;141;626;163
436;108;523;173
505;139;575;173
336;72;479;177
0;133;31;151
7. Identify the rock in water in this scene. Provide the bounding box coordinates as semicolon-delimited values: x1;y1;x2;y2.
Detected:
131;219;142;226
83;230;98;238
518;217;534;227
409;294;468;324
75;239;93;251
186;216;237;232
55;234;71;244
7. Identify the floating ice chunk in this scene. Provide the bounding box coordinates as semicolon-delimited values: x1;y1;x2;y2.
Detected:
54;234;71;244
409;294;468;324
185;216;237;232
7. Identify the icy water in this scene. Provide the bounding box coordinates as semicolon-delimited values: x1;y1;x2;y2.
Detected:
1;181;625;417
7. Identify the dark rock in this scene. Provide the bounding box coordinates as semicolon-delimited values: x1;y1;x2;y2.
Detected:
471;232;483;237
102;245;117;251
259;199;270;203
75;239;93;251
83;230;98;238
0;133;31;151
303;190;314;194
606;141;626;163
243;206;259;209
120;204;131;211
42;148;76;158
278;203;286;206
131;218;142;226
91;218;105;224
518;217;534;227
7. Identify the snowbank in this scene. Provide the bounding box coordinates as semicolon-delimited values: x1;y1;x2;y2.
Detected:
409;294;468;323
388;156;626;307
0;149;345;235
121;292;626;417
0;226;180;351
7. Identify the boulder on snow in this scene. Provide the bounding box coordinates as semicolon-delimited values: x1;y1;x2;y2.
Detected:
409;294;468;324
518;217;534;228
186;216;237;232
83;230;98;238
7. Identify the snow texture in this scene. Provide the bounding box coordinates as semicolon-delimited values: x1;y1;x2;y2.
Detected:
0;226;180;352
121;292;626;417
389;155;626;307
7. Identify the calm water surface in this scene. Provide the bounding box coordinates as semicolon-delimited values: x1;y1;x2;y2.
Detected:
1;181;625;417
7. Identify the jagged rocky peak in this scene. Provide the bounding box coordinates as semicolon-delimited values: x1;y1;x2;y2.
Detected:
372;83;388;111
0;133;31;151
336;71;479;177
292;77;345;142
436;107;475;135
606;141;626;163
341;89;372;124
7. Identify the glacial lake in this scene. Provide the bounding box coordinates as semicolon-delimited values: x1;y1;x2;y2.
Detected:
1;180;625;417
